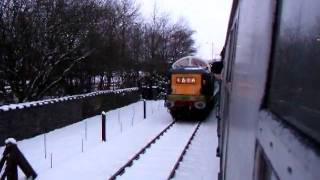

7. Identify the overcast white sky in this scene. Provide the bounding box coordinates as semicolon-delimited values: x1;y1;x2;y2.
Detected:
136;0;232;60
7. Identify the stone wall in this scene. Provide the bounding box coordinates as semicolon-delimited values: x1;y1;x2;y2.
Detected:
0;88;140;146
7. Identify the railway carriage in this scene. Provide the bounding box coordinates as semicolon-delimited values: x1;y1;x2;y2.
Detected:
218;0;320;180
165;56;214;118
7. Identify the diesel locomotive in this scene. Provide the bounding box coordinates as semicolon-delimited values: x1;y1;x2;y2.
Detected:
164;56;214;118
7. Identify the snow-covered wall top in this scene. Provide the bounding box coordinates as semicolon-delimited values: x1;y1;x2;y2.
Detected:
0;88;140;146
0;87;138;112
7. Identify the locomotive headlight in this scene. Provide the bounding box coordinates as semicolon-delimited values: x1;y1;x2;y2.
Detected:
194;101;206;109
165;101;174;108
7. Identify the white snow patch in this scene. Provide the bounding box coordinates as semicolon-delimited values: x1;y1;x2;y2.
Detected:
0;101;220;180
5;138;17;145
0;100;174;179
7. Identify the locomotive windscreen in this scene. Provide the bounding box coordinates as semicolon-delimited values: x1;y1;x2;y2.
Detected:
172;56;210;71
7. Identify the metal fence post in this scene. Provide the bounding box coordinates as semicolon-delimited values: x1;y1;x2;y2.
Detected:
101;112;106;141
143;100;146;119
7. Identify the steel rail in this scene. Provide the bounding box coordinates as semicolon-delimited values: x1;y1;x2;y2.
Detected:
167;121;202;179
108;121;176;180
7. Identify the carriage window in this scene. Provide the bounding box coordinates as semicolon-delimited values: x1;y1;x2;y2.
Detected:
267;0;320;143
226;19;238;83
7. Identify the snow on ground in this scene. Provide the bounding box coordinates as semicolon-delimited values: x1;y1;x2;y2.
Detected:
118;121;199;180
0;100;171;179
0;100;219;180
173;111;219;180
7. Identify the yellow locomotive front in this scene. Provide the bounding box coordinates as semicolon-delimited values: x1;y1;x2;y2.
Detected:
165;56;214;117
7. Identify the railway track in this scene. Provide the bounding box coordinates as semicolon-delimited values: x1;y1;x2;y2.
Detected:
108;121;202;180
167;122;201;179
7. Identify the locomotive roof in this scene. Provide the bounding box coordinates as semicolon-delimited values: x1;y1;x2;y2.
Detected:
172;56;211;72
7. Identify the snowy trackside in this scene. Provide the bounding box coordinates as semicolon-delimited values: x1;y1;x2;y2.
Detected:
116;110;219;180
0;100;170;179
0;100;220;180
117;122;199;180
173;112;219;180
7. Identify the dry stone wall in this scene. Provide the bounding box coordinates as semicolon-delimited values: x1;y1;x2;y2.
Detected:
0;88;140;146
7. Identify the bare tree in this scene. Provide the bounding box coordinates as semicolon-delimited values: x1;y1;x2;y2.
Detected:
0;0;97;102
0;0;197;104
